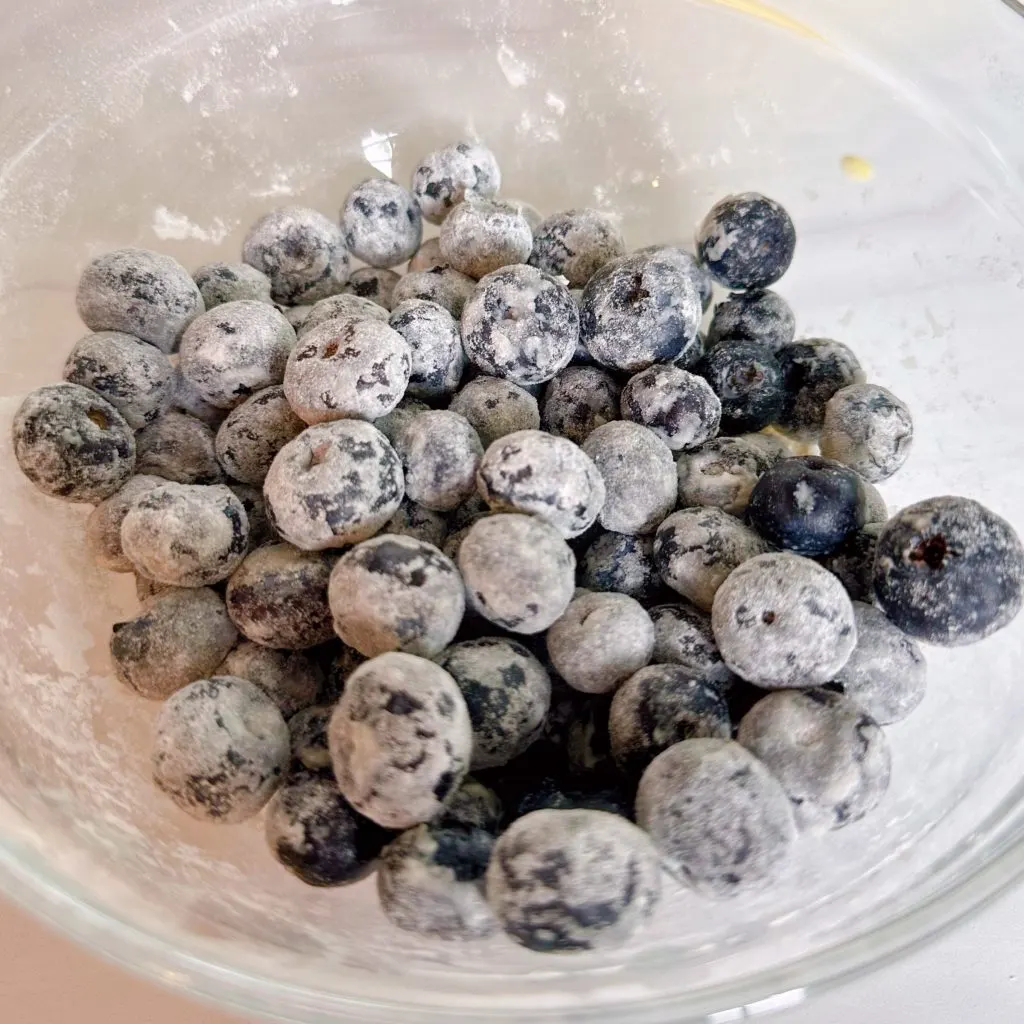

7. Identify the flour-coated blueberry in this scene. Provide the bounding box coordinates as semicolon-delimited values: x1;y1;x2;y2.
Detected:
775;338;865;433
676;436;773;517
528;208;626;288
696;339;784;433
542;365;621;445
194;262;274;310
342;267;401;310
389;298;465;401
217;640;323;717
341;178;423;268
579;531;664;604
620;365;721;452
411;141;501;225
648;603;734;683
396;410;483;512
440;199;533;279
707;290;795;351
449;376;540;448
820;383;913;482
86;474;165;572
214;386;305;486
391;266;476;318
136;410;224;485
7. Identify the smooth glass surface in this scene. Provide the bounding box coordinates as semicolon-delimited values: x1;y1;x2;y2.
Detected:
1;1;1024;1021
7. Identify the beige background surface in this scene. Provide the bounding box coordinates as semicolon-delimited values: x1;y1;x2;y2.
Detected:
2;884;1022;1023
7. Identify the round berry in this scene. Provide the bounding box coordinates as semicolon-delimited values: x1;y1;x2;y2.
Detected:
648;603;734;683
581;421;677;536
411;141;501;225
110;587;238;700
388;298;465;401
194;261;274;310
711;552;857;687
676;436;772;517
547;592;654;695
12;383;136;503
438;637;552;770
872;496;1024;646
820;383;913;482
264;420;403;550
461;264;578;386
297;293;390;338
343;267;401;310
440;199;533;280
328;535;464;658
579;250;702;372
738;688;891;833
85;474;164;572
449;375;540;448
63;331;174;430
696;193;796;291
528;208;626;288
486;809;661;952
76;248;203;354
542;365;621;445
579;531;664;604
654;508;767;612
636;738;796;896
635;244;714;312
328;652;473;829
214;386;305;486
747;455;866;556
408;237;445;273
775;338;865;432
242;206;351;306
707;289;795;351
153;676;289;823
340;178;422;268
696;339;784;433
477;429;605;539
217;641;322;718
458;514;576;634
384;497;448;548
395;410;483;512
135;410;224;485
620;365;721;452
391;266;475;318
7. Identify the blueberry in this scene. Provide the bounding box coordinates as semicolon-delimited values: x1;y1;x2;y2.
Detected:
872;496;1024;646
775;338;864;432
695;193;796;291
707;290;795;351
747;455;866;556
817;523;882;602
695;339;784;433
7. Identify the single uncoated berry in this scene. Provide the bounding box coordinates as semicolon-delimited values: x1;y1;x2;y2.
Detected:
377;823;498;940
635;738;796;897
214;386;305;486
263;420;404;550
341;178;423;268
579;250;702;372
872;496;1024;646
242;206;351;306
486;809;661;952
328;535;465;658
63;331;175;430
395;410;483;512
582;421;677;536
832;602;927;724
820;383;914;482
775;337;865;432
283;316;411;425
458;514;576;634
707;289;795;351
12;383;136;503
178;300;295;410
328;652;473;829
411;141;502;225
711;552;857;688
110;587;238;700
528;208;626;288
225;543;336;649
696;339;784;433
120;482;249;587
153;676;290;823
448;376;540;448
135;410;224;485
654;507;767;612
437;637;552;770
746;455;866;557
440;199;533;280
461;264;578;387
738;688;892;833
76;248;204;354
695;193;796;292
266;768;390;887
388;298;465;401
620;365;721;453
542;365;621;445
193;262;274;310
547;592;654;695
609;664;731;778
476;429;605;539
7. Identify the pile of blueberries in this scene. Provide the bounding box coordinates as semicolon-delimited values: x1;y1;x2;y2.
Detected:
12;139;1024;955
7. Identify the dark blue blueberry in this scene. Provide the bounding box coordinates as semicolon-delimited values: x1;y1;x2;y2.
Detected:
775;338;863;432
578;531;669;605
747;455;866;556
265;769;390;886
707;290;795;352
872;496;1024;646
696;193;796;291
695;339;784;433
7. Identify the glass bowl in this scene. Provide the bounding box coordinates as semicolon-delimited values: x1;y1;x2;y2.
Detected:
2;0;1024;1020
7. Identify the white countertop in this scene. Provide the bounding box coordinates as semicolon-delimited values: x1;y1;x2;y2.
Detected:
2;883;1022;1023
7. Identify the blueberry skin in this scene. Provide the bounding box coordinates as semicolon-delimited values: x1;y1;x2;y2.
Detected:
747;455;866;556
873;496;1024;646
775;338;864;432
696;193;796;291
707;290;795;352
695;339;784;433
